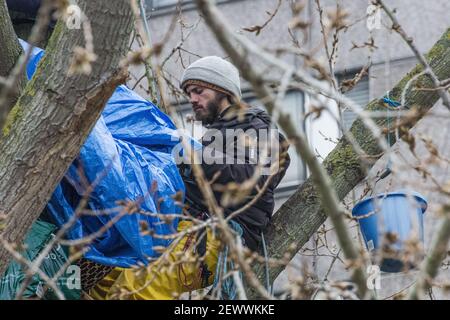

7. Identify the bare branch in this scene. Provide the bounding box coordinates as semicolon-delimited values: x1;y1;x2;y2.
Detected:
408;205;450;299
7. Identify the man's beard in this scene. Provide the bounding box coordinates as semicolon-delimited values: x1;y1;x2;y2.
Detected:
194;95;221;125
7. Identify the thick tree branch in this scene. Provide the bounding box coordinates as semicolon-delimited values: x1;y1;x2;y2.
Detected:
0;0;134;274
0;0;27;128
0;0;22;77
0;0;55;131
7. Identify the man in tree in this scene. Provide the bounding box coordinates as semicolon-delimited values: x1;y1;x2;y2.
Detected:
91;56;290;299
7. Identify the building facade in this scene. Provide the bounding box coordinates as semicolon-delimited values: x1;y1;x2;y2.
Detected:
130;0;450;298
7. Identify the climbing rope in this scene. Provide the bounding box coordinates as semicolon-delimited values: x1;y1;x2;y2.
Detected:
211;221;273;299
383;96;402;108
377;91;405;182
261;231;272;295
212;220;244;300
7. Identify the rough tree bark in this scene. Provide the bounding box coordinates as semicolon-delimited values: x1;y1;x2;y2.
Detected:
0;1;134;274
250;27;450;297
0;0;27;124
0;1;23;78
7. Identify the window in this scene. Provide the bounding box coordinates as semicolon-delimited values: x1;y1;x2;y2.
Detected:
337;72;370;131
246;90;306;189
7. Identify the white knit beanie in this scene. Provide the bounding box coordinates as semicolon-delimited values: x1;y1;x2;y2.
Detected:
181;56;242;99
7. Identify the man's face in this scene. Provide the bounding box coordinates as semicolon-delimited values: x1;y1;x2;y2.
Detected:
185;85;223;125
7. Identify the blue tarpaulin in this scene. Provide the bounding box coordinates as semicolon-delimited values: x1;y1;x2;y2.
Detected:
20;40;188;268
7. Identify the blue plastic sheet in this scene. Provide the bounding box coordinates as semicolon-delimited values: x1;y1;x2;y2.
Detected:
19;39;44;79
20;40;188;268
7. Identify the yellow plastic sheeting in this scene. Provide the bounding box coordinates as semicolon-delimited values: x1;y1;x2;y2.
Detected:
90;220;221;300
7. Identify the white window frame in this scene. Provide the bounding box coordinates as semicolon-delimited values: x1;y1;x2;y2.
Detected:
244;89;307;191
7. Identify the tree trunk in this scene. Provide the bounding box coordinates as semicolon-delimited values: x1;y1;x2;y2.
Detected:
251;27;450;297
0;0;27;125
0;0;23;77
0;0;134;274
